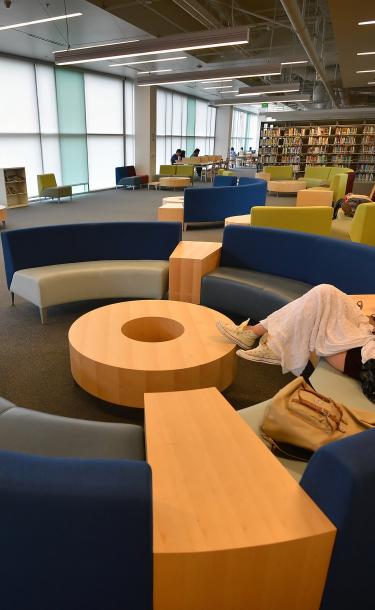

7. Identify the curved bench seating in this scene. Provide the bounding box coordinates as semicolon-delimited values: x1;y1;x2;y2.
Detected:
200;225;375;320
183;178;267;226
0;395;152;610
1;221;182;322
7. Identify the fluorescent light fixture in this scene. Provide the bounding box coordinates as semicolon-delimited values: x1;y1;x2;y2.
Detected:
53;40;139;53
55;26;249;66
0;12;82;31
138;69;172;74
368;81;375;84
198;79;233;83
236;83;300;96
357;51;375;55
281;60;308;65
358;20;375;25
109;56;186;67
356;69;375;73
222;90;239;93
204;85;233;89
215;95;310;106
137;63;281;87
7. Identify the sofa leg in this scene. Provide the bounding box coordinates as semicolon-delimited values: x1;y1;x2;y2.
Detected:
40;307;48;324
11;292;14;306
183;223;187;231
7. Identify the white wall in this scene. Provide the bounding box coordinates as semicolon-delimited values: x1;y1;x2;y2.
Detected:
134;86;156;177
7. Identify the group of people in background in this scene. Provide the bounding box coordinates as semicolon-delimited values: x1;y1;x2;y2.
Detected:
170;148;202;177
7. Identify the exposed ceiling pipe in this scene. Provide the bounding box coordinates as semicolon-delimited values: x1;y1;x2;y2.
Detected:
172;0;222;29
279;0;337;107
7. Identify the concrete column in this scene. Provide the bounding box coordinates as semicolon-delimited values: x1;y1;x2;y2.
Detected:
134;86;156;178
214;106;232;158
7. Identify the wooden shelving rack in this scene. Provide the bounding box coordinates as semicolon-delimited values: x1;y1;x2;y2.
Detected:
0;167;29;208
258;121;375;182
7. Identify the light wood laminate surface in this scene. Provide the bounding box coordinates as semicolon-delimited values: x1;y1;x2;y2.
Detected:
169;240;222;304
145;387;336;610
157;203;184;223
268;179;307;194
159;177;191;188
69;300;235;408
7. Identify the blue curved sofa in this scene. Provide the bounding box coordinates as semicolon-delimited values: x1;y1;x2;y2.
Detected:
200;225;375;320
1;221;181;322
183;178;267;225
0;396;152;610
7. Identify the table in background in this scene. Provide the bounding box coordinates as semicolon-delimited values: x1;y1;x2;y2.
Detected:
268;180;307;195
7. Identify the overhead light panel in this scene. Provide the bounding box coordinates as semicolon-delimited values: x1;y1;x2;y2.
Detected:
109;56;187;67
138;69;172;74
54;39;139;53
215;95;310;106
236;83;300;96
0;12;82;31
137;63;281;86
357;51;375;55
198;79;232;83
54;26;249;66
204;85;233;90
358;20;375;25
281;60;308;65
222;90;239;93
357;69;375;73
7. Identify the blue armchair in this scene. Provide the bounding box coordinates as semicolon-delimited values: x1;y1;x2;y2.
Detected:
213;175;237;187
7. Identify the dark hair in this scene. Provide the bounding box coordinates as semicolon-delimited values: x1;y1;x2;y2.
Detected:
176;149;182;153
360;359;375;403
180;150;186;158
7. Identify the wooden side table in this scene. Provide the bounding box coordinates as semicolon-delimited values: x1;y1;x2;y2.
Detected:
157;204;184;223
159;177;191;189
169;240;222;304
145;387;336;610
0;205;7;226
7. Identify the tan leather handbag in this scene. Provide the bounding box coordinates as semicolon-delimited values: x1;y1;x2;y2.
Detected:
261;376;375;460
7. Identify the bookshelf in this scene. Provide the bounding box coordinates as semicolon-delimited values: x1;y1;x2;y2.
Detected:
0;167;28;208
258;121;375;182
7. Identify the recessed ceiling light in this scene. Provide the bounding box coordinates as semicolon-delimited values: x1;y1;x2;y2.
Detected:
358;20;375;26
138;69;172;74
54;27;249;65
109;56;187;67
356;69;375;73
0;12;82;31
203;85;233;89
281;60;308;65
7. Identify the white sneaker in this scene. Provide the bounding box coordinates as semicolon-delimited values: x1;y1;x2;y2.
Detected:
216;318;258;350
236;337;280;365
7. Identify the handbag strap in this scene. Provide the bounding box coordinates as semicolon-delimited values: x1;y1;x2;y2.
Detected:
292;387;346;432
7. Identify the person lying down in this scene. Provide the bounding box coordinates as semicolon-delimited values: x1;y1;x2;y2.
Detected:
216;284;375;403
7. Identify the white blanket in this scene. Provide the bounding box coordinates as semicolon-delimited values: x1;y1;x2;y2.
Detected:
260;284;375;376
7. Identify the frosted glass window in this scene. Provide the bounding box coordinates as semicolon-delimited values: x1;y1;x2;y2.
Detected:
0;135;42;197
156;137;166;171
195;137;206;153
0;58;39;133
41;136;62;185
156;90;166;135
36;65;59;134
181;97;187;136
88;136;123;190
172;95;182;135
60;136;88;185
126;135;135;166
56;69;86;134
195;100;208;136
85;73;123;134
165;92;173;135
125;80;134;135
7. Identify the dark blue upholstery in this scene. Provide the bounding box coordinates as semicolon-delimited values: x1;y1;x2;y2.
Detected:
301;429;375;610
1;222;182;288
200;225;375;319
0;450;152;610
238;177;261;186
115;165;136;184
213;175;237;187
183;180;267;223
220;225;375;293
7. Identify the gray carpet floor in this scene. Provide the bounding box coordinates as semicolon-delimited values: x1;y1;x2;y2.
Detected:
0;186;295;424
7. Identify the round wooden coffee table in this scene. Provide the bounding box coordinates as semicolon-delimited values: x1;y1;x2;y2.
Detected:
268;180;306;194
69;300;236;408
159;177;191;189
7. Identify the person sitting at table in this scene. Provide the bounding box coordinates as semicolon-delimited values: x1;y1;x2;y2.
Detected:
171;149;182;164
190;148;202;178
180;150;186;160
216;283;375;403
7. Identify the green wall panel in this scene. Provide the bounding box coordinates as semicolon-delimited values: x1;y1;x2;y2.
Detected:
186;97;196;155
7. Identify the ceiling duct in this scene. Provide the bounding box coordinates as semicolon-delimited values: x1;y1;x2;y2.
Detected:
279;0;337;107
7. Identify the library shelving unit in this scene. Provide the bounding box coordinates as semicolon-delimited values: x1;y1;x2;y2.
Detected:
258;121;375;183
0;167;28;208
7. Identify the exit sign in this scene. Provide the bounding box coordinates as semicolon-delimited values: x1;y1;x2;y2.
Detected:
261;103;268;108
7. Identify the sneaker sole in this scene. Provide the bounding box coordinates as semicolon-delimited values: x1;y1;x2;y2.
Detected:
236;350;280;365
216;320;256;350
